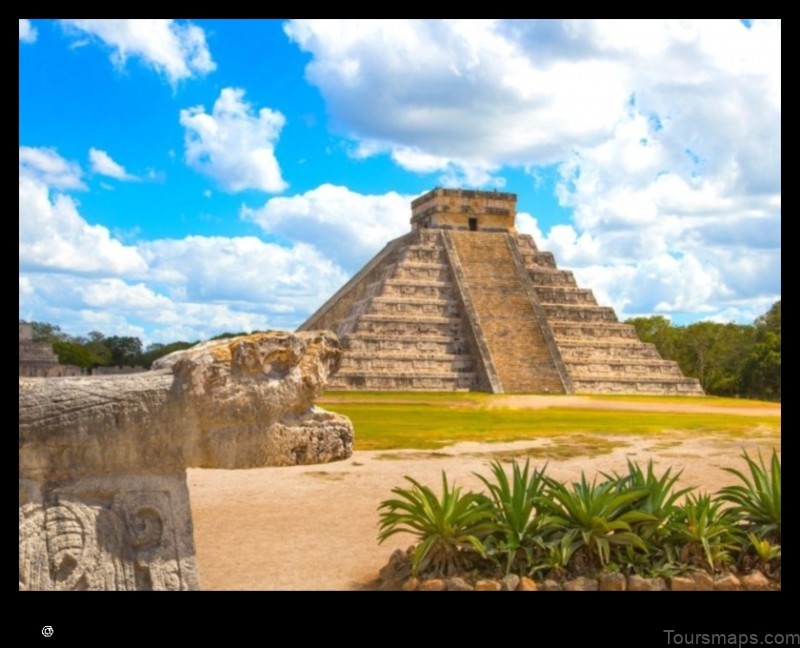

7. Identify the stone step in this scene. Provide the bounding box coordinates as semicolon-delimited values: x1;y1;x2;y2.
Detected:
515;234;539;253
449;230;566;394
559;347;663;361
570;377;705;395
565;359;687;377
367;296;459;317
328;371;476;391
399;246;447;263
542;304;618;323
520;251;557;268
381;279;453;300
353;314;463;337
392;262;450;281
536;287;598;305
528;269;577;286
551;321;639;340
340;353;474;372
345;332;453;345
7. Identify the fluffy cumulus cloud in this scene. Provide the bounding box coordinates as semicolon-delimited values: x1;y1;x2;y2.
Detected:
19;19;37;43
19;146;85;190
19;147;349;342
180;87;287;193
19;148;148;277
287;19;781;322
61;19;215;84
89;148;138;181
241;184;415;270
284;19;631;180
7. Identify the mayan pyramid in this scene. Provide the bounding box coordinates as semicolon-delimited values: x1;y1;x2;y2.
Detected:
299;188;703;395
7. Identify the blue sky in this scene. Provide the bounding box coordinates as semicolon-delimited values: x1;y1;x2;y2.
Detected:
19;19;781;344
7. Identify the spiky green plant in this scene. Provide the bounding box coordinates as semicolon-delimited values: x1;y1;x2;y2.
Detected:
377;472;494;576
537;473;655;567
605;460;693;539
718;450;781;542
530;529;580;577
670;493;741;571
748;531;781;563
475;459;549;574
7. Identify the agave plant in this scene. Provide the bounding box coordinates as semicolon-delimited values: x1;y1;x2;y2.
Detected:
670;493;741;572
377;472;494;576
748;531;781;563
475;459;549;574
718;450;781;542
530;529;580;577
537;473;655;567
606;460;693;537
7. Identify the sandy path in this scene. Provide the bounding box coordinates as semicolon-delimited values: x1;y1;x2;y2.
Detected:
189;427;780;590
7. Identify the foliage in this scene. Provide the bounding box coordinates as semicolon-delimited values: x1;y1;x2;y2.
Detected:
26;320;69;344
52;341;95;369
104;335;144;367
475;459;549;574
604;459;692;551
718;450;781;542
379;454;781;580
747;532;781;564
377;472;494;576
669;493;741;572
537;473;654;567
531;529;580;576
21;320;203;370
625;300;781;401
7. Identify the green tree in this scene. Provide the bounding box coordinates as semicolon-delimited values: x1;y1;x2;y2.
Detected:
52;341;93;369
104;336;143;367
27;321;69;344
627;316;680;359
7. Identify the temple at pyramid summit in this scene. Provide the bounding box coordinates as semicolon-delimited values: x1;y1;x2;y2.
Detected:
298;188;703;395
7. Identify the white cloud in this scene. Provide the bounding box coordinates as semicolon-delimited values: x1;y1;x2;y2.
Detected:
19;146;85;190
19;19;37;43
180;87;287;193
61;19;215;84
139;235;347;314
19;166;351;342
241;184;415;271
285;21;780;320
284;19;632;178
19;175;148;277
286;20;779;180
19;233;349;344
89;148;138;181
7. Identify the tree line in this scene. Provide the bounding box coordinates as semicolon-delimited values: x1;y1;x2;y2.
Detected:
625;300;780;401
24;322;191;371
23;323;261;372
24;301;780;401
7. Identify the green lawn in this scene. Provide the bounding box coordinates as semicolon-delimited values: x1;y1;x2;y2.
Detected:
319;392;781;451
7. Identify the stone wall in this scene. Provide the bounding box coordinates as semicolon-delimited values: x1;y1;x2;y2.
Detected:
411;187;517;232
18;322;83;377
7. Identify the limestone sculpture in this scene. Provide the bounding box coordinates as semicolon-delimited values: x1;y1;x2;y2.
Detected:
19;331;354;591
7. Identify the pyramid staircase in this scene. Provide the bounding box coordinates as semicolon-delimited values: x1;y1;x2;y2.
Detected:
515;234;703;394
299;189;703;395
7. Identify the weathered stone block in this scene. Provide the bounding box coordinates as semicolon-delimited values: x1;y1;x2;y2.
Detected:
19;331;353;591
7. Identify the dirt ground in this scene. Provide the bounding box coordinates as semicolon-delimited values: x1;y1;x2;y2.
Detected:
188;399;780;590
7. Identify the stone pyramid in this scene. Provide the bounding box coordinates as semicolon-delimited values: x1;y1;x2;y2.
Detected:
299;188;703;395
